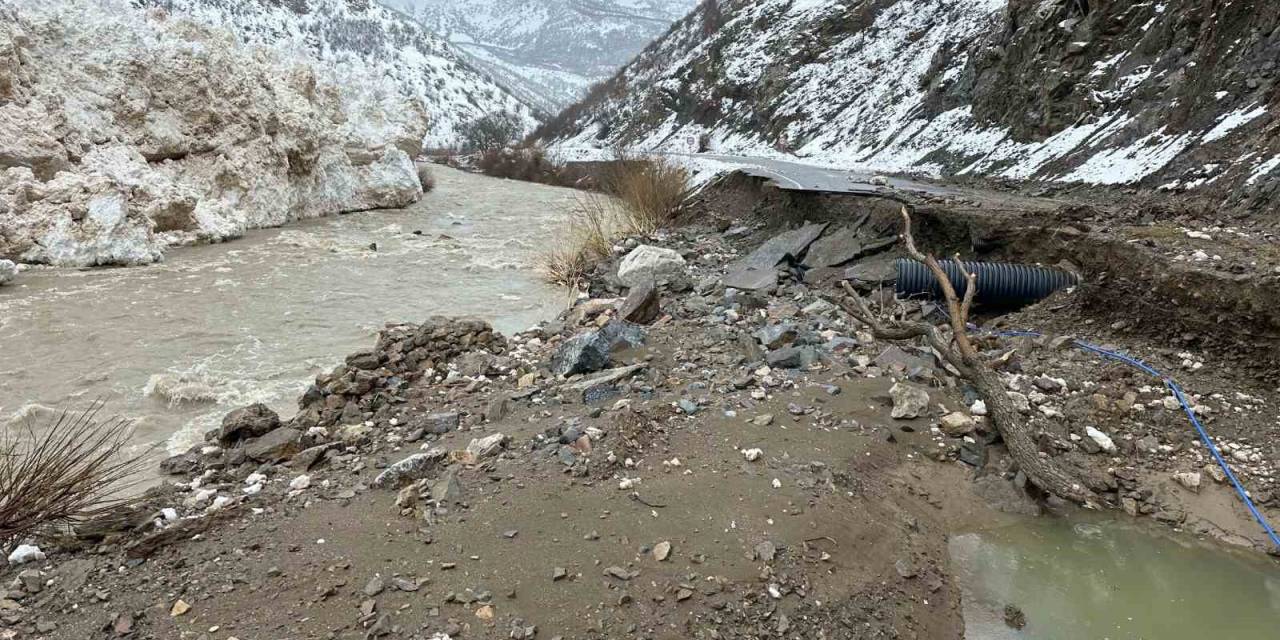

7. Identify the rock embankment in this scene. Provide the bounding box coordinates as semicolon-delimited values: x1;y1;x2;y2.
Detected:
0;1;426;267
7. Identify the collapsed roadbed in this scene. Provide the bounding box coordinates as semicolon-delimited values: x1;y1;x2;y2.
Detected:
3;172;1279;639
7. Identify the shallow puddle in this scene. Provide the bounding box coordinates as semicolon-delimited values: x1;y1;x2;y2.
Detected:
950;516;1280;639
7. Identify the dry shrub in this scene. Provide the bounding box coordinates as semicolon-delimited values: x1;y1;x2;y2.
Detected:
1;403;148;546
601;157;690;233
475;146;581;187
540;192;626;286
416;164;436;192
537;156;690;286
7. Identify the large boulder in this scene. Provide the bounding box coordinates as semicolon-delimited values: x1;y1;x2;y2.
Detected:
0;260;15;286
549;320;646;377
373;449;448;489
617;245;686;288
219;403;281;444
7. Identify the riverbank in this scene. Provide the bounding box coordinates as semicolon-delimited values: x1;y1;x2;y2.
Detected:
3;173;1280;639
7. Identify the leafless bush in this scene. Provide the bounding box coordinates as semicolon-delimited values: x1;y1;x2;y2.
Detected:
602;157;691;233
539;192;625;286
416;164;436;192
0;403;149;546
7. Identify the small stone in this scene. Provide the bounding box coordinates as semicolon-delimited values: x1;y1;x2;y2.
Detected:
603;566;637;581
1173;471;1202;493
466;433;508;459
1085;427;1117;454
889;382;928;419
289;475;311;491
475;604;495;620
653;541;672;562
552;567;568;581
425;412;460;434
751;414;774;426
364;576;386;597
754;541;777;563
6;544;45;565
170;599;191;617
742;448;763;462
939;412;974;436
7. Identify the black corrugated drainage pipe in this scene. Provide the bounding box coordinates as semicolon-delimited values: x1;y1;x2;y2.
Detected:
894;259;1080;306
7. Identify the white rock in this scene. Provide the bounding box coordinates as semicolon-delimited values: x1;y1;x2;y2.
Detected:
244;473;267;486
616;245;686;288
466;433;507;459
7;544;46;565
0;260;17;286
289;475;312;491
889;382;929;419
969;400;988;416
771;478;782;489
743;448;764;462
1173;471;1202;493
160;508;179;522
1085;427;1117;453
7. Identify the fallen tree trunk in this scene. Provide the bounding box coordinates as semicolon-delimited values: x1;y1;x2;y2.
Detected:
831;207;1094;506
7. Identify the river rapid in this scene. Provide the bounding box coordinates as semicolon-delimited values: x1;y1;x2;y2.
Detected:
0;166;572;461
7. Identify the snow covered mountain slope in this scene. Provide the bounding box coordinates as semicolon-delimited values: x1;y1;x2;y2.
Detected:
381;0;698;114
539;0;1280;211
136;0;539;148
0;0;423;266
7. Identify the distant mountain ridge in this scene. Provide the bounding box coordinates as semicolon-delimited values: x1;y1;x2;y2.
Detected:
380;0;698;114
539;0;1280;211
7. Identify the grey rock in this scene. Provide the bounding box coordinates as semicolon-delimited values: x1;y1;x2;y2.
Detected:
243;427;302;462
372;449;448;489
432;469;464;503
766;346;803;368
219;403;281;444
425;411;460;434
562;364;647;402
484;394;511;423
754;541;777;563
549;332;611;377
364;576;385;597
345;350;382;371
972;474;1042;516
618;281;660;324
678;399;699;415
722;223;828;290
756;323;798;349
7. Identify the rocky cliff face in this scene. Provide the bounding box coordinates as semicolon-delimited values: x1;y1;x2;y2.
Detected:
139;0;539;148
0;0;425;267
381;0;697;113
540;0;1280;212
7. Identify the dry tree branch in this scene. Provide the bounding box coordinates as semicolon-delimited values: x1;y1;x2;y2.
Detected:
0;401;150;547
832;208;1095;506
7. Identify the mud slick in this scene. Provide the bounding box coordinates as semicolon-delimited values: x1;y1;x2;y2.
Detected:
3;175;1279;639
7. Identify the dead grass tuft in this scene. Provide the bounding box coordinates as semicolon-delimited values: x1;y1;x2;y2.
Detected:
1;402;149;546
538;156;690;286
416;164;436;192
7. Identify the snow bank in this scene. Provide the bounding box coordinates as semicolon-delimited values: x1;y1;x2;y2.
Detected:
0;0;424;266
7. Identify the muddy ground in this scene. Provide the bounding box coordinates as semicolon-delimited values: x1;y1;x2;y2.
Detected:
3;174;1279;640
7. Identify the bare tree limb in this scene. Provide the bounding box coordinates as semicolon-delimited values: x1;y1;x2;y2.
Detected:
832;209;1094;506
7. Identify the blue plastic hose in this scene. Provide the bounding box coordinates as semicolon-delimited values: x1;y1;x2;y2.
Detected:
997;330;1280;550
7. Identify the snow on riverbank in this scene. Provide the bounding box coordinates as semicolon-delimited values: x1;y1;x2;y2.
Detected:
0;0;428;267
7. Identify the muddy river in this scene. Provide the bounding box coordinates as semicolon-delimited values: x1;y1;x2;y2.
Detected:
0;166;571;460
